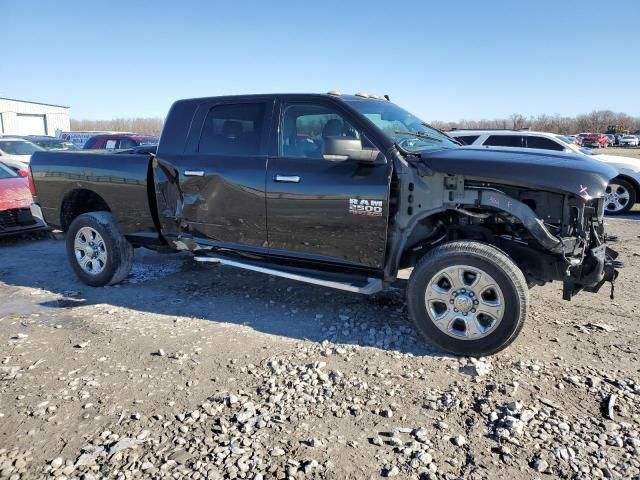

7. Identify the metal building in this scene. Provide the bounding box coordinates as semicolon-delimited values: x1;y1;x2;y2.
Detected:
0;97;70;136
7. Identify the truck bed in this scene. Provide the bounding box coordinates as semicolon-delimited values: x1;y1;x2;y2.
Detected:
30;151;158;235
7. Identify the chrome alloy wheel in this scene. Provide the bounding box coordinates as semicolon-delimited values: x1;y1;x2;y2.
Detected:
74;227;107;275
604;183;631;213
425;265;504;340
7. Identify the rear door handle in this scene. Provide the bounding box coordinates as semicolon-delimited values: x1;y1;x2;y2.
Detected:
184;170;204;177
274;174;301;183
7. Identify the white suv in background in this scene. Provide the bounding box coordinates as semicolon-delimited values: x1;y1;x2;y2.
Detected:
448;129;640;215
619;135;640;147
0;137;45;173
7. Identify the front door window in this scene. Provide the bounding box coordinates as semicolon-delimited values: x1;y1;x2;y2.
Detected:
279;104;361;159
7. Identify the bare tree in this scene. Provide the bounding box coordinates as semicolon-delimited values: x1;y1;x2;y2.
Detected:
70;111;640;138
434;110;640;134
70;117;164;135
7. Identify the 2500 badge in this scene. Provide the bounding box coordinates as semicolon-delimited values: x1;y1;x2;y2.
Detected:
349;198;383;217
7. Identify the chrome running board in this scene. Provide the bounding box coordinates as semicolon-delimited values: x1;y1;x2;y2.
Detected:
194;256;383;295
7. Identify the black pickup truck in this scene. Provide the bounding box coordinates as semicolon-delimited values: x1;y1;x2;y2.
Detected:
30;93;621;356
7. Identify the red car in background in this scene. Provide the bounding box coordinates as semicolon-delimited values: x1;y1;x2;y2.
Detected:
0;162;46;236
83;134;160;150
580;133;609;148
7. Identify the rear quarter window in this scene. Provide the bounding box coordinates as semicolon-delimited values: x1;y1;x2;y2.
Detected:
525;136;565;151
0;162;17;178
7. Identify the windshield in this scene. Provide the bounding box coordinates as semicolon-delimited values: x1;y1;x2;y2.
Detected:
344;99;458;153
137;138;159;146
557;135;575;144
556;136;597;156
0;140;44;155
36;141;80;151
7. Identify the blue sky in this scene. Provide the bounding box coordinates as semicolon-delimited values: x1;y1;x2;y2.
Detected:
1;0;638;121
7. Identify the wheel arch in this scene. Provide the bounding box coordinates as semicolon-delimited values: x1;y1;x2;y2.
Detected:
60;189;111;231
396;210;502;271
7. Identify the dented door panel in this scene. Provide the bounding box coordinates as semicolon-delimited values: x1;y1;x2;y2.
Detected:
152;153;268;248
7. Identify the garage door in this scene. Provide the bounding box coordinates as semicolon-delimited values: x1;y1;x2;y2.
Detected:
17;114;46;135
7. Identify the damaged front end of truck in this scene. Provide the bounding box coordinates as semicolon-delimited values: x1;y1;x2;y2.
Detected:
387;146;622;300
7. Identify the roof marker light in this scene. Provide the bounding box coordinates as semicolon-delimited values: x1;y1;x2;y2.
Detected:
327;90;342;96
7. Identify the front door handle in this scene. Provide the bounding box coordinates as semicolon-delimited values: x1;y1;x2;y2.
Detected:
274;174;301;183
184;170;204;177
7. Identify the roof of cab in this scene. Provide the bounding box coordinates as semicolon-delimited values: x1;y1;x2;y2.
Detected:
174;93;388;104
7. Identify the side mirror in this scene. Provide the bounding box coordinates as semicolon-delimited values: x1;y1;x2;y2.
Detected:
322;137;379;162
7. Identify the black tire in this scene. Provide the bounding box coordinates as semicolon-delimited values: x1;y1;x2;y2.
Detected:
604;179;636;215
407;241;528;356
66;212;134;287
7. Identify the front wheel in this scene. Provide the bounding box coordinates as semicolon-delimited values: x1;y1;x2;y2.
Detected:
66;212;134;287
407;241;528;356
604;179;635;215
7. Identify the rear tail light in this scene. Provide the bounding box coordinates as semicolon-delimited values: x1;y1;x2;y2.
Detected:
27;168;36;196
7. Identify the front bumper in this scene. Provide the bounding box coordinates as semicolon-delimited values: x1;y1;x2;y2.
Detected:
0;203;48;237
562;244;621;300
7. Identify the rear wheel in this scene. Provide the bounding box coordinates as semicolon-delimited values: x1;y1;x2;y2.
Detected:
66;212;133;286
604;179;635;215
407;241;528;356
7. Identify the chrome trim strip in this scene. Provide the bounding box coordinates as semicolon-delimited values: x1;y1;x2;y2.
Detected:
194;256;382;294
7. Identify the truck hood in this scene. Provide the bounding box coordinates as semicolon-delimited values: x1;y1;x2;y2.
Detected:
416;147;618;199
0;177;33;210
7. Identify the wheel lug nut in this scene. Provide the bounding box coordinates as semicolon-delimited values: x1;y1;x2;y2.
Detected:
449;300;454;304
473;300;479;305
454;308;458;312
471;308;476;313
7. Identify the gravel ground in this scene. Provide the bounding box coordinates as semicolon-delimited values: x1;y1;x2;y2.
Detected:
0;214;639;480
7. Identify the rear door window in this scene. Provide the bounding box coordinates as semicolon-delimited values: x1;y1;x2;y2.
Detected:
525;136;565;151
483;135;524;148
198;103;267;156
